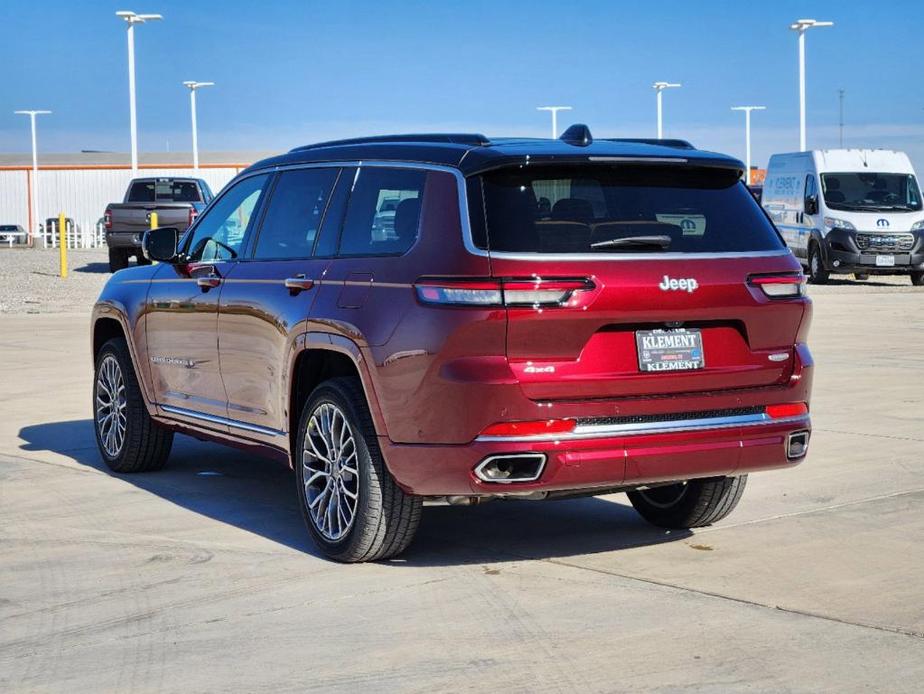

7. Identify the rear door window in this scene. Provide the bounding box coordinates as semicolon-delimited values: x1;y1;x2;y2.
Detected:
477;165;785;254
338;168;426;256
252;168;338;259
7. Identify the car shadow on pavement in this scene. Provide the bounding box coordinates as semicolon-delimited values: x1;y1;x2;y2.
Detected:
18;419;690;564
72;262;111;274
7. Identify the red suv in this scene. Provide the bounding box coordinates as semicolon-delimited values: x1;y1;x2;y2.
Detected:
91;126;813;562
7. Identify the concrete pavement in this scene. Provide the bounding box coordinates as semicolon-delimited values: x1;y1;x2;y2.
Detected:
1;287;923;692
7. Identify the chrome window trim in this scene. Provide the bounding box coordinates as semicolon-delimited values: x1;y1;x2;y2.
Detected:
241;159;795;262
475;412;809;443
161;404;286;437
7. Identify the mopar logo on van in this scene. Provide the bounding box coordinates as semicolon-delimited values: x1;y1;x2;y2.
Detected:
876;219;890;228
659;275;699;293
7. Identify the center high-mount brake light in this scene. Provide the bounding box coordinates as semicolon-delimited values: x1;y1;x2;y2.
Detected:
479;419;577;437
766;402;809;419
415;278;594;307
748;273;806;299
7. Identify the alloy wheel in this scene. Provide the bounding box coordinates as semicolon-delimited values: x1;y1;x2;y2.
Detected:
302;402;360;542
96;354;127;458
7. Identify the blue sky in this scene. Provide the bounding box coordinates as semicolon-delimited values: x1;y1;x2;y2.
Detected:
2;0;923;168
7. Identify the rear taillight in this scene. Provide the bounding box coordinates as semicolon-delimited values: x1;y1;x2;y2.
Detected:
415;277;594;308
766;402;809;419
187;208;198;229
479;419;576;438
748;273;806;299
104;209;112;230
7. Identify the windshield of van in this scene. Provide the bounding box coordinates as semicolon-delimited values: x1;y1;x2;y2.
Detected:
476;165;784;254
820;172;922;212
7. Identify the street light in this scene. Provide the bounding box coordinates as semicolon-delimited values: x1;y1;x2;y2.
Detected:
652;82;681;139
183;81;214;172
731;106;766;185
536;106;572;139
14;110;51;244
790;18;833;152
116;10;163;174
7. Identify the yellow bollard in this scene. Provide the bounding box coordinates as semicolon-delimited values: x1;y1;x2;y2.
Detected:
58;212;68;278
150;211;158;230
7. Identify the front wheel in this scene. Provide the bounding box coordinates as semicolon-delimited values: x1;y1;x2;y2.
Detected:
94;337;173;472
627;476;747;529
295;377;421;562
911;271;924;286
808;244;829;284
108;248;128;272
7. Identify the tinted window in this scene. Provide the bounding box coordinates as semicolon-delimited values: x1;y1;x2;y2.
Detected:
338;168;426;256
128;180;203;203
478;165;784;254
252;168;337;259
184;174;269;262
314;168;355;257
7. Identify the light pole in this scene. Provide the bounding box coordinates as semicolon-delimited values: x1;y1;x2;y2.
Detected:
183;81;214;172
731;106;766;185
652;82;681;139
838;88;845;148
14;110;51;244
116;10;163;174
790;18;833;152
536;106;572;139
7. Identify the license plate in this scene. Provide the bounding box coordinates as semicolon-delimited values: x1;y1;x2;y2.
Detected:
876;254;895;267
636;328;705;372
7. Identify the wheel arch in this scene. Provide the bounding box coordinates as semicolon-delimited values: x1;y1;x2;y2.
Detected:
91;303;157;415
288;334;390;469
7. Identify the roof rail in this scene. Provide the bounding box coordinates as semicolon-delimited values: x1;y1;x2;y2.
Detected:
290;133;491;152
605;138;695;150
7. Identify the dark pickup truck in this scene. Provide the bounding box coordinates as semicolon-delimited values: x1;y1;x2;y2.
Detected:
104;177;213;271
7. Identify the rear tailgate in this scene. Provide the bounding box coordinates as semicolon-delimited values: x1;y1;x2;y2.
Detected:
108;203;192;233
493;254;807;401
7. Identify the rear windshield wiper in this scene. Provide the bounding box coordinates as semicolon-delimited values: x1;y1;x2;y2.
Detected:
590;235;672;250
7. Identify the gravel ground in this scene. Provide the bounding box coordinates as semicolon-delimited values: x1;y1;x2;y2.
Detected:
0;247;919;314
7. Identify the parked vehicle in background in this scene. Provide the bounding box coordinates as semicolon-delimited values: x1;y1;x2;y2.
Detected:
0;224;27;247
762;149;924;285
104;177;213;272
91;127;813;562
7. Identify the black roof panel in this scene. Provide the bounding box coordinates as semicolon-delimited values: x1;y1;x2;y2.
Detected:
244;129;744;177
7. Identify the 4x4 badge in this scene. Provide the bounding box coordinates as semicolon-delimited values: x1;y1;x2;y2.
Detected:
658;275;699;293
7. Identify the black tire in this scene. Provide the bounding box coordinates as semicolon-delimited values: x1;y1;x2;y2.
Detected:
911;271;924;286
854;273;869;281
627;475;747;529
93;337;173;473
108;248;128;272
808;244;829;284
295;377;421;562
136;253;152;266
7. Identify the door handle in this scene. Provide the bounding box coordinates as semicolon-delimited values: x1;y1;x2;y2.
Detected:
284;275;314;294
197;276;221;290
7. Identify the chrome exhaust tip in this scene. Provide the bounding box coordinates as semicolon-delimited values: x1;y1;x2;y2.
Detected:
787;430;810;460
474;453;546;483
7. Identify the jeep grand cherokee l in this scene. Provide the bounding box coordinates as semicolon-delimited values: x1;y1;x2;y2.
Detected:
91;126;813;562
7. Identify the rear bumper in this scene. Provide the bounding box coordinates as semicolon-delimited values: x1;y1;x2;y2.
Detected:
383;414;811;497
106;231;144;249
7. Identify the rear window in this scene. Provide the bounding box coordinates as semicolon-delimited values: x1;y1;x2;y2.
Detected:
127;180;203;203
476;165;784;254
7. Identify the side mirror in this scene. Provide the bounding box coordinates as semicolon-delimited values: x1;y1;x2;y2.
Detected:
143;227;180;262
804;195;819;215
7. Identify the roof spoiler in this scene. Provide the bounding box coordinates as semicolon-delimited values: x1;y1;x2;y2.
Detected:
605;138;695;150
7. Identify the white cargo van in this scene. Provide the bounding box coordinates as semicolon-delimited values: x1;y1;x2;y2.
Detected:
762;149;924;285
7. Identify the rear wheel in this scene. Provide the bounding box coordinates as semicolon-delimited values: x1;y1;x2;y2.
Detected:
108;248;128;272
94;337;173;472
854;273;869;281
136;253;152;266
295;377;421;562
627;476;747;529
911;271;924;286
808;244;829;284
